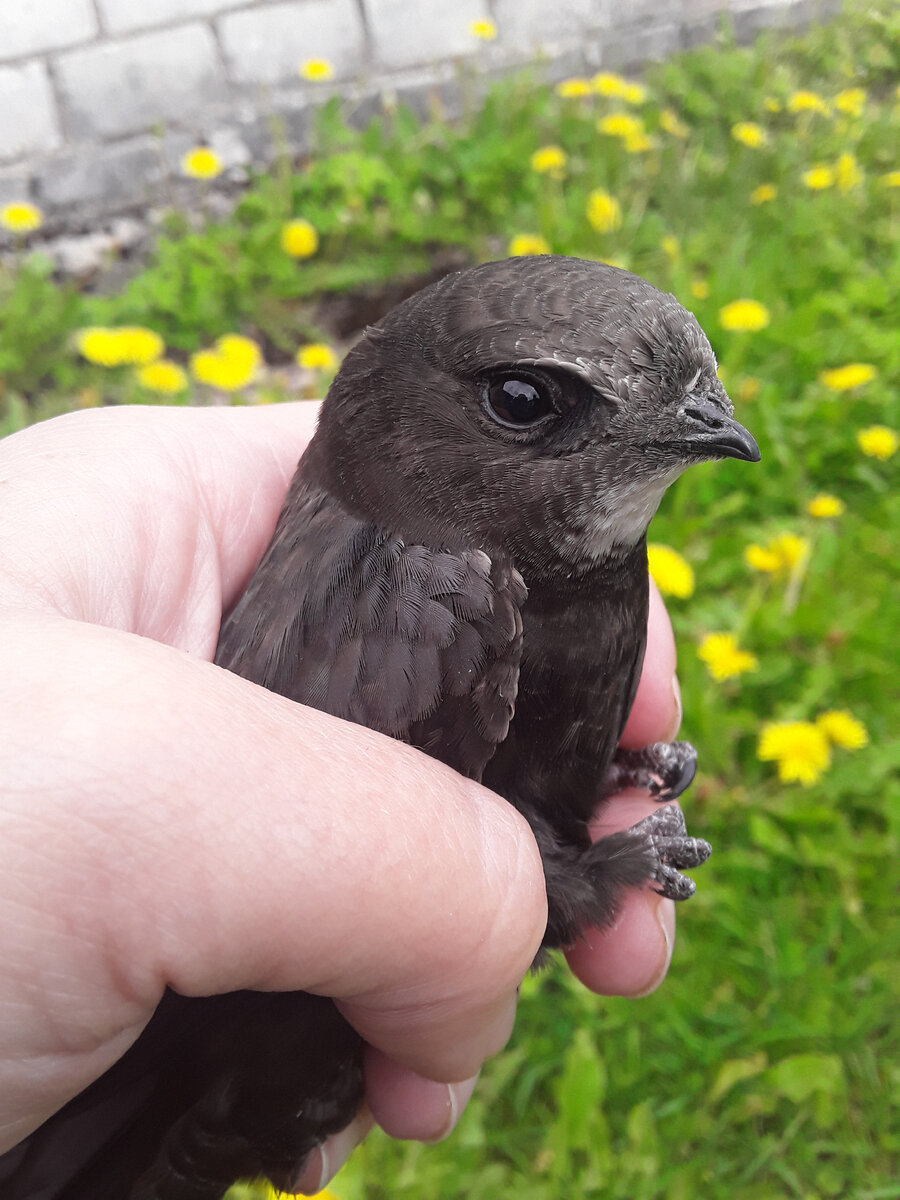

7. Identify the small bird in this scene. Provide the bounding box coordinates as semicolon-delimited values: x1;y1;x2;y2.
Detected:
1;255;759;1199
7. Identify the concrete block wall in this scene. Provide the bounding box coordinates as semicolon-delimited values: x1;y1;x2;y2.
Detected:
0;0;839;231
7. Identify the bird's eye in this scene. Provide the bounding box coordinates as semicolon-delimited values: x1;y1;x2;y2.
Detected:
484;375;556;430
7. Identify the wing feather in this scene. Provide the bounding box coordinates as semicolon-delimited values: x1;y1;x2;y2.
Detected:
215;480;526;778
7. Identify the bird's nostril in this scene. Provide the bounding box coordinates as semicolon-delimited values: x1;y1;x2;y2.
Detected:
684;404;723;429
679;399;761;462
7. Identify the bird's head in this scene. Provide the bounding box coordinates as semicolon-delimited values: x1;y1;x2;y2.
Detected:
312;255;759;574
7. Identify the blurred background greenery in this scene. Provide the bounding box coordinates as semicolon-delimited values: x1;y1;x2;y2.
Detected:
1;2;897;1196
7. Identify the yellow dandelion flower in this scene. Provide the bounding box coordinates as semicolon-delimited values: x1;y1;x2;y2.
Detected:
659;109;689;138
834;87;866;117
217;333;261;371
469;18;497;40
297;343;338;371
118;327;165;364
698;633;758;682
556;78;592;99
744;533;809;573
75;327;123;367
591;73;646;103
758;721;831;787
816;710;868;750
0;201;43;233
788;90;830;115
857;425;897;460
719;299;770;333
530;145;567;176
744;543;782;573
76;326;164;367
586;188;622;234
136;359;188;395
508;233;551;256
598;112;644;140
737;377;761;402
620;82;647;105
763;96;782;113
623;132;655;154
803;164;834;190
819;363;877;391
592;72;629;97
647;544;694;599
280;218;319;259
192;349;228;384
807;493;845;519
87;328;125;364
190;350;240;391
836;152;862;192
881;170;900;188
690;279;710;300
769;532;810;570
299;58;334;81
661;235;679;259
751;183;777;205
181;147;223;180
731;122;767;148
191;334;261;392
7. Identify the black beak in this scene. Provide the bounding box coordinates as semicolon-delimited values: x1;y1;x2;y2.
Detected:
679;399;761;463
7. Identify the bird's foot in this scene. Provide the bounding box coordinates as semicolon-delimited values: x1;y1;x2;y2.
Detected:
603;740;697;803
628;803;711;901
529;796;711;950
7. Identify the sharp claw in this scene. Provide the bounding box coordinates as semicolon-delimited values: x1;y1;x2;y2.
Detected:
603;741;698;803
658;752;698;801
647;742;698;801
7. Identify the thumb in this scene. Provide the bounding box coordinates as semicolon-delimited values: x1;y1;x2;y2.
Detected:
0;612;546;1145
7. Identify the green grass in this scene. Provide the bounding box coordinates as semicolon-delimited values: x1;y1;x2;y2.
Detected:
3;3;898;1196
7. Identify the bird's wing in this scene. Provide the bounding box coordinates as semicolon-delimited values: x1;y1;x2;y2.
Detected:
215;481;526;780
0;991;361;1200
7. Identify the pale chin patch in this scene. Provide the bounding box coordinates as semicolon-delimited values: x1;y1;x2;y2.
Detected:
578;467;684;560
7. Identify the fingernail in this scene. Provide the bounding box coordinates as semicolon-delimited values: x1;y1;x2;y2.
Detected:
292;1106;373;1195
664;673;683;742
633;897;675;998
425;1074;480;1143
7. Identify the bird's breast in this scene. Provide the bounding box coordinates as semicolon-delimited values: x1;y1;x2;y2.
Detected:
482;544;649;839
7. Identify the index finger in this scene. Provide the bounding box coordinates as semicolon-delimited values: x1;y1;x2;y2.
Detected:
565;579;685;995
620;579;681;748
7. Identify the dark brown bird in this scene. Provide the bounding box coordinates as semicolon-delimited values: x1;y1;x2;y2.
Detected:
0;255;759;1199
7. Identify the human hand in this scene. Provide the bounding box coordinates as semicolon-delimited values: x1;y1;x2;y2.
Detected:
0;404;684;1189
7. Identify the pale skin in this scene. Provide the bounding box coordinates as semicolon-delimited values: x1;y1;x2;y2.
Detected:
0;404;686;1192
